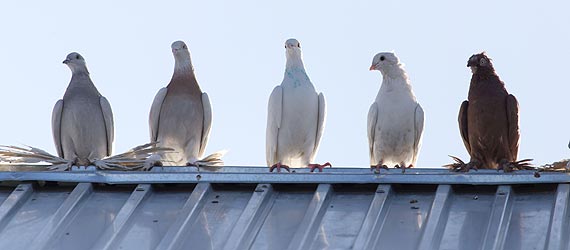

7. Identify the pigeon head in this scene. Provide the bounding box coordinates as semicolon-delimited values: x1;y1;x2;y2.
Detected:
370;52;401;75
467;52;494;74
63;52;89;74
285;38;301;49
284;38;302;57
171;40;193;69
284;38;306;69
171;40;189;54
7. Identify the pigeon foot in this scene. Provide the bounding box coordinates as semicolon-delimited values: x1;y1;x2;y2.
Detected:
371;162;389;173
395;162;413;173
269;162;290;173
444;156;479;172
185;162;201;171
498;159;534;172
308;162;332;172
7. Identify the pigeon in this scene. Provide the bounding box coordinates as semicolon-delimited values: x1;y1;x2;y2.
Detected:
368;52;424;172
266;38;330;172
149;40;223;167
446;52;531;171
52;52;114;167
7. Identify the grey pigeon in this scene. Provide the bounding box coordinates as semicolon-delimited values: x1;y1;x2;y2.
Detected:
368;52;424;172
266;38;330;172
52;52;114;167
149;40;223;167
447;52;531;171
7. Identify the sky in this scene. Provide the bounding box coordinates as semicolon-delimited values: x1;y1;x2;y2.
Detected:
0;1;569;168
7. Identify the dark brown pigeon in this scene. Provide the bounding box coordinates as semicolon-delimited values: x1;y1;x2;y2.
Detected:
446;52;532;172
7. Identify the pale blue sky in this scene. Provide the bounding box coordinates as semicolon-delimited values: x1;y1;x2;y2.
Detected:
1;1;569;168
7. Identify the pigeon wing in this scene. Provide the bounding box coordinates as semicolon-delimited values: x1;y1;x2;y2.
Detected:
99;96;114;156
149;87;168;142
506;94;520;161
310;92;326;161
367;102;378;166
266;86;283;166
200;92;212;157
51;99;64;158
412;103;425;165
458;100;471;156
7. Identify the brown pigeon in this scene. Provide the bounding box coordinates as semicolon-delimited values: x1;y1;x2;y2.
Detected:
447;52;531;172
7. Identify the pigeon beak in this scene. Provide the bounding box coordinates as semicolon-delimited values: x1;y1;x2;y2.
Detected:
62;59;69;64
369;64;376;71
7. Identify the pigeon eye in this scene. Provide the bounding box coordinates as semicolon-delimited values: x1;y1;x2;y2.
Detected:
380;56;385;61
297;43;300;48
183;45;187;49
285;45;287;48
75;55;80;60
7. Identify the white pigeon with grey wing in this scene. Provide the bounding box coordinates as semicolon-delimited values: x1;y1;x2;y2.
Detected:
368;52;424;172
0;52;169;171
52;52;114;168
266;38;330;172
148;40;224;167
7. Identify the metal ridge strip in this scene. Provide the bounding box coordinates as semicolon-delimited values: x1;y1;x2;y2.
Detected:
0;170;564;185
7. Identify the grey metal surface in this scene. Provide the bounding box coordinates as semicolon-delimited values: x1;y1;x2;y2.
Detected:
0;167;568;250
0;167;567;185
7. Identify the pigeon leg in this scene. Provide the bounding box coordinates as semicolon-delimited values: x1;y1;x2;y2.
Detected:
395;162;412;173
371;161;389;173
185;162;201;171
142;154;162;171
444;156;479;172
66;158;78;171
308;162;332;172
269;162;290;173
498;159;534;172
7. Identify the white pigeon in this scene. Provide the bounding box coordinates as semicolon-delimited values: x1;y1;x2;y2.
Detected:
368;52;424;172
266;38;330;172
52;52;114;167
149;40;224;167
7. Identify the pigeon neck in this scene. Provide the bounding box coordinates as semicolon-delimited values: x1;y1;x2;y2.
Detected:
169;60;201;94
65;73;101;98
380;67;413;94
172;58;197;80
382;64;407;80
286;53;306;70
284;56;312;87
470;70;507;92
70;65;90;76
174;57;194;74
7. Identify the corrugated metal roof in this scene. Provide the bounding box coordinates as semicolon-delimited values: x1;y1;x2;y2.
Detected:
0;167;567;250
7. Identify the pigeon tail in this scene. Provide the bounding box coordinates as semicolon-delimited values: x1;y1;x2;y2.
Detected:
536;159;570;173
0;142;173;171
190;150;227;167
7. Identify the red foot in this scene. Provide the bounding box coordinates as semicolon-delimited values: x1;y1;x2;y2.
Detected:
371;163;389;172
269;162;290;173
308;162;332;172
395;163;413;173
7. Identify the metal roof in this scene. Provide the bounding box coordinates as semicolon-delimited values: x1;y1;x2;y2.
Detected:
0;167;568;250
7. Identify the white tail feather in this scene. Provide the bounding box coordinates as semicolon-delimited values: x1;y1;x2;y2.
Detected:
0;142;173;171
193;150;228;167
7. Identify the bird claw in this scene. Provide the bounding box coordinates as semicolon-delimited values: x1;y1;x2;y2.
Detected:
395;163;412;173
269;162;290;173
444;155;478;172
498;159;534;172
371;164;389;174
308;162;332;172
185;162;201;171
141;154;162;171
142;160;162;171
